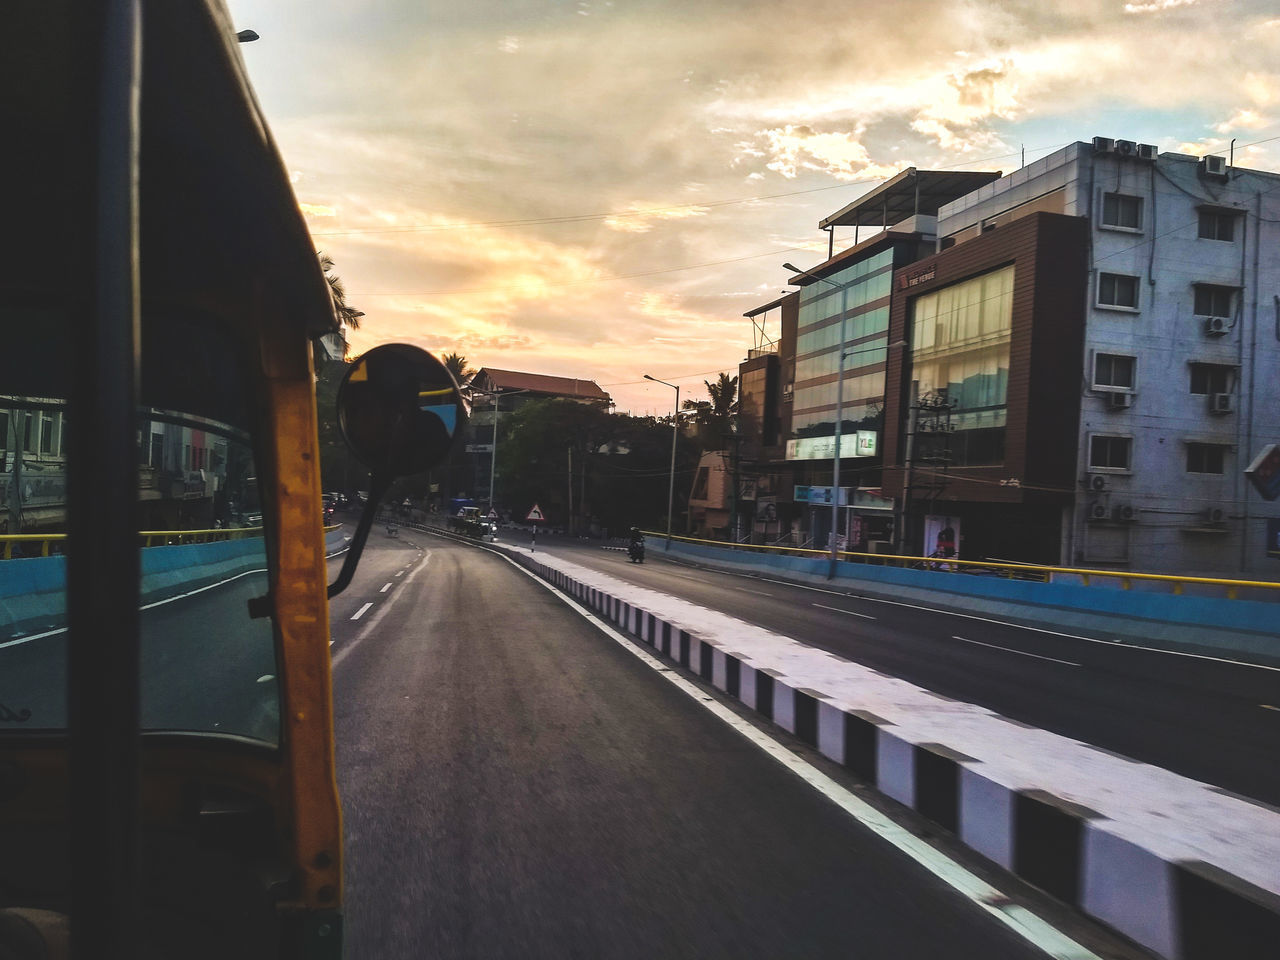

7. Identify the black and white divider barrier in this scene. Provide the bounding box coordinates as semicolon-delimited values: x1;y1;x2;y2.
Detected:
502;549;1279;960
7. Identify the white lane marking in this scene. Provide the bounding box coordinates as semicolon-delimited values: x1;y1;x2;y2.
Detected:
735;587;775;597
954;636;1081;667
380;583;393;593
350;602;374;621
0;566;271;650
736;573;1280;673
396;570;406;577
332;550;432;669
503;556;1102;960
812;602;876;621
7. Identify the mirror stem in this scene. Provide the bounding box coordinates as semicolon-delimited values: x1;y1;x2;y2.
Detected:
327;474;391;598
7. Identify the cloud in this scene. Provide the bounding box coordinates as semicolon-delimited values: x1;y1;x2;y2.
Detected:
757;125;901;181
1123;0;1198;13
603;203;711;233
299;202;337;217
1212;109;1271;132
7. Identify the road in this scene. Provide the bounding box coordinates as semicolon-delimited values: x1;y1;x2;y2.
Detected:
522;536;1280;808
328;531;1132;960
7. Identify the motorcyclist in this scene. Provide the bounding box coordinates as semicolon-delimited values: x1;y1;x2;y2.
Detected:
628;526;645;562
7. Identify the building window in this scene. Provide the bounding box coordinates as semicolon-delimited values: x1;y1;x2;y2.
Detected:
1097;273;1139;310
1094;354;1135;390
1198;211;1235;242
1189;363;1233;395
1193;284;1234;318
1186;443;1226;474
1089;434;1131;471
1101;193;1142;230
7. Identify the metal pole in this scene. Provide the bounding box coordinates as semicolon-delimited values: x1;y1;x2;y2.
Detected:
667;385;679;544
828;282;848;579
487;394;498;512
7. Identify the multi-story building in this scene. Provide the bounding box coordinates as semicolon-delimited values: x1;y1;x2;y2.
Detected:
737;168;1001;550
879;139;1280;574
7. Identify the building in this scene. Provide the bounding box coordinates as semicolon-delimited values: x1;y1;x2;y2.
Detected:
900;139;1280;574
462;368;612;508
737;168;1002;550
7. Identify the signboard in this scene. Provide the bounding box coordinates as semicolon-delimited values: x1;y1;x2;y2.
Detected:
924;515;960;562
795;485;851;506
1267;518;1280;560
787;432;878;461
1245;443;1280;501
757;496;777;522
525;504;545;522
465;443;494;453
487;509;499;520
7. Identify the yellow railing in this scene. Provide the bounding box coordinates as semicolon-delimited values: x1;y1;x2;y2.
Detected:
641;531;1280;600
1;523;344;559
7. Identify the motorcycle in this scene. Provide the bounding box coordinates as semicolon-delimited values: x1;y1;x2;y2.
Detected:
628;539;645;563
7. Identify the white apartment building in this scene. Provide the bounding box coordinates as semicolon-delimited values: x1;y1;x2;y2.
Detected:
935;140;1280;575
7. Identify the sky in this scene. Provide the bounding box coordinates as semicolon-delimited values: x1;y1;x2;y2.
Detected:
225;0;1280;414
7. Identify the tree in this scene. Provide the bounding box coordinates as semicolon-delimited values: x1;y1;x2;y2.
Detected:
318;251;364;338
682;371;738;450
441;352;473;385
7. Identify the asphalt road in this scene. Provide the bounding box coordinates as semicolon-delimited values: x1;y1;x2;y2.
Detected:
328;532;1101;960
525;536;1280;808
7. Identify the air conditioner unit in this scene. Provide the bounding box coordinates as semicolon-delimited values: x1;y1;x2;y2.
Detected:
1089;474;1108;492
1112;504;1137;522
1107;391;1133;409
1089;502;1109;521
1203;315;1229;336
1115;139;1137;157
1202;506;1226;525
1092;136;1115;154
1135;143;1158;162
1210;392;1234;414
1199;155;1227;179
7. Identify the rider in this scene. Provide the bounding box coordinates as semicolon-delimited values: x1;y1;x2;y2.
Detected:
629;526;643;547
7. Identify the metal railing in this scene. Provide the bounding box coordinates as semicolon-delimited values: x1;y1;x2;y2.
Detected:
640;531;1280;600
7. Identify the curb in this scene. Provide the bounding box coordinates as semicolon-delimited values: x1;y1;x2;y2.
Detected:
503;547;1280;960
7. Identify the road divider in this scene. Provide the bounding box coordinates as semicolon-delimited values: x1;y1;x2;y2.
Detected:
479;538;1279;960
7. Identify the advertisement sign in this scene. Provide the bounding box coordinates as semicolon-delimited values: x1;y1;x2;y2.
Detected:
795;485;851;506
465;443;494;453
787;432;879;461
923;514;961;563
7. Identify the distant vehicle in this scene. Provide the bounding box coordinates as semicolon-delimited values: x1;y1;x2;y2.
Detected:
448;506;489;538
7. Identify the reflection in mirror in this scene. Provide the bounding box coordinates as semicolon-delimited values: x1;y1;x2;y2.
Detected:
338;344;465;479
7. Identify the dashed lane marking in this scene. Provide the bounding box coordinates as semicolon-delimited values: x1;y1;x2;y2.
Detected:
351;602;374;621
954;636;1081;667
380;583;393;593
812;602;876;620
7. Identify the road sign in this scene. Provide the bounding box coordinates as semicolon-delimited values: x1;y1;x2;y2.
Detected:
525;504;545;522
1246;443;1280;501
486;509;498;520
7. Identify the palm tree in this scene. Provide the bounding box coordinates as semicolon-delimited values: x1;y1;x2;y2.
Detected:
442;352;473;385
318;251;364;331
682;372;738;448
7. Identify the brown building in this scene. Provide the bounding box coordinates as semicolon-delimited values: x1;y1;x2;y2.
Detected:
881;211;1089;563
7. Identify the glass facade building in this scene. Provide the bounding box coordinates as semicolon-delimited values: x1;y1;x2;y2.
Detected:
791;247;894;446
908;265;1013;466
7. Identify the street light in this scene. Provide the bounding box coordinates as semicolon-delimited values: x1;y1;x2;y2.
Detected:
469;387;529;517
784;261;905;578
643;374;679;546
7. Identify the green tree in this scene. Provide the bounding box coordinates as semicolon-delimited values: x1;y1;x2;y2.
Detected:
441;352;473;385
318;251;364;332
682;371;738;450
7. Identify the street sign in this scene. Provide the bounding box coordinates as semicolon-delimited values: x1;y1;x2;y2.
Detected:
525;504;545;522
486;509;498;520
465;443;494;453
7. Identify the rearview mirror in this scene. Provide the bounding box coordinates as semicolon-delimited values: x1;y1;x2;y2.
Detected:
324;344;466;600
337;343;465;477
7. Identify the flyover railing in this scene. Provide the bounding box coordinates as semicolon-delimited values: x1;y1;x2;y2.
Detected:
640;531;1280;601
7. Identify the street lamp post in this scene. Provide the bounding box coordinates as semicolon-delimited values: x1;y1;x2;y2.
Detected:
470;387;529;519
643;374;679;547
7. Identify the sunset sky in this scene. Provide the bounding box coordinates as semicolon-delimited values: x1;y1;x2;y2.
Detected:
225;0;1280;414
